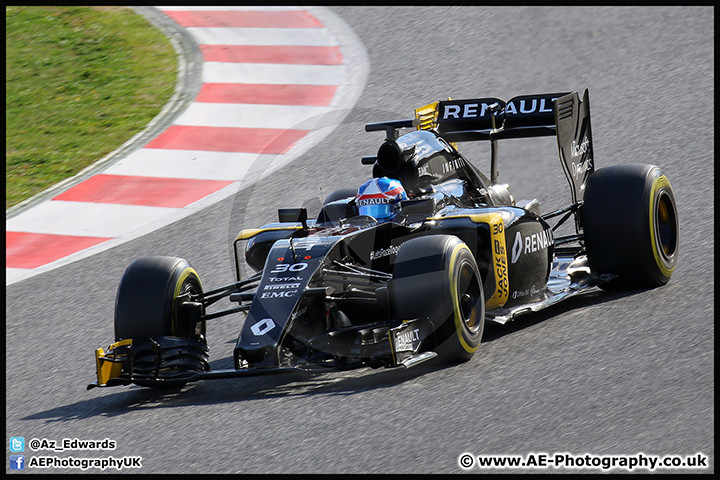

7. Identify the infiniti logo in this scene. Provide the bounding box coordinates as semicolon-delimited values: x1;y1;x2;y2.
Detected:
570;137;590;158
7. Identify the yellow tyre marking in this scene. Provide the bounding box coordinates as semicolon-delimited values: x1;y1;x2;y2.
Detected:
448;242;479;355
648;174;675;278
171;266;201;336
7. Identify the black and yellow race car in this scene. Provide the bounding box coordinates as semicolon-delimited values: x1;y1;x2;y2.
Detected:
88;89;679;390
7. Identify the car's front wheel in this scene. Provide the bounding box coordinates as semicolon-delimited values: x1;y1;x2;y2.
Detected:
114;256;209;387
390;235;485;363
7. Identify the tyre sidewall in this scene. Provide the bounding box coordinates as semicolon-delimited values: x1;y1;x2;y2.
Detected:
445;244;484;361
646;172;678;283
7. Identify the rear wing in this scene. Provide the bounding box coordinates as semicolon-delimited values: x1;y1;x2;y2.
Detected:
415;89;595;205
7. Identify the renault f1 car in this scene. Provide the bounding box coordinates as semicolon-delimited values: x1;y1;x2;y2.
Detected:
89;89;679;389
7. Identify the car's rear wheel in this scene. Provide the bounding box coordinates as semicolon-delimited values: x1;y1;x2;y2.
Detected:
114;256;209;387
582;164;679;289
390;235;485;363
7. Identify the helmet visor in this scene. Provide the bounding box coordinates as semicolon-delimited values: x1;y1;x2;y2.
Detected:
358;202;394;219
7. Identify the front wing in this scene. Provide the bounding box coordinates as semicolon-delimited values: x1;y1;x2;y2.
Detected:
88;317;439;389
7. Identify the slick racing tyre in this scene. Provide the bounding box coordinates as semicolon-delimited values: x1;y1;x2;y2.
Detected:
582;164;679;289
114;256;209;387
115;256;205;340
391;235;485;363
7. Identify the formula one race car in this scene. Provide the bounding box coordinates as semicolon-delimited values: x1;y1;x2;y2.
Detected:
89;89;679;389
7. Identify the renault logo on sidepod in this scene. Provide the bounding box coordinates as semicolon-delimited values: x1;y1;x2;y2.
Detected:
511;231;523;263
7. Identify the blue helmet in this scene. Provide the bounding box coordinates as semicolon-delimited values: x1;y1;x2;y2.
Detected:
355;177;407;220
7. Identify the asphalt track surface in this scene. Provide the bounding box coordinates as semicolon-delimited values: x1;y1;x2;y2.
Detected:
6;6;714;474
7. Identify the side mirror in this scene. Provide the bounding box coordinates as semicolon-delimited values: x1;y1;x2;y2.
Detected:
278;207;308;229
400;197;436;216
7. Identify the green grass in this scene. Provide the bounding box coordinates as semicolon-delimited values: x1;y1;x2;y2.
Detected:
6;6;177;210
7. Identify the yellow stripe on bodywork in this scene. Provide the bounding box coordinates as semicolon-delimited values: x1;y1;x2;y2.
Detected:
95;339;132;386
448;242;479;355
415;101;439;131
433;212;509;310
649;174;675;277
235;226;302;241
414;99;459;150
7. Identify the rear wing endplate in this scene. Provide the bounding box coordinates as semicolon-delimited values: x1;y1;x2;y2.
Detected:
553;90;594;205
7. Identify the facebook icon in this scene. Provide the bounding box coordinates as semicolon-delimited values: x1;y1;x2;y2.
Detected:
10;455;25;470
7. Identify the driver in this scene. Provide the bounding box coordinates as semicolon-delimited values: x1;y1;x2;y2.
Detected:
355;177;407;222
